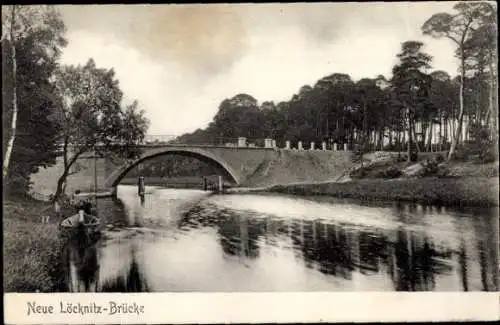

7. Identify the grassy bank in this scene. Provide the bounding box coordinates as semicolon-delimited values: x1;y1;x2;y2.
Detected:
3;198;66;292
267;176;499;207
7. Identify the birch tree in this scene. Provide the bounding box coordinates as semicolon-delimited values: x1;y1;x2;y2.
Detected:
1;5;64;178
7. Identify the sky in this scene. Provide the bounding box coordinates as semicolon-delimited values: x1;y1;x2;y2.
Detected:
58;2;460;136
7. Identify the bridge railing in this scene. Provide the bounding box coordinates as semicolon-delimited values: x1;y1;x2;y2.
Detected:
143;135;271;148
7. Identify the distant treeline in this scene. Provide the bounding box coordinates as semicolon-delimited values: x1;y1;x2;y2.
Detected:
124;155;226;179
171;3;497;163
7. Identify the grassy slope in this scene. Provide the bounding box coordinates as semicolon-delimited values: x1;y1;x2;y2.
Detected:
3;199;66;292
269;177;499;207
267;160;499;207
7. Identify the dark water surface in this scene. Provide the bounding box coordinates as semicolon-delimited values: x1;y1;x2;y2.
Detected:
62;185;499;292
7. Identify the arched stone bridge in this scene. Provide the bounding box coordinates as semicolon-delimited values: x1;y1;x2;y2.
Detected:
104;144;271;188
29;141;356;198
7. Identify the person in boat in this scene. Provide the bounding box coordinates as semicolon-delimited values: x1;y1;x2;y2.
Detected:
70;190;81;206
71;190;93;215
63;209;97;226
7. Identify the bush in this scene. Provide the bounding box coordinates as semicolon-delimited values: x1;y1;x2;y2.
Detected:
378;166;402;179
420;158;439;176
469;123;499;163
349;166;369;179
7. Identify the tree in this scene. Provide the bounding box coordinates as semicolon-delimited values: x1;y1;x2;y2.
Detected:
422;1;496;160
52;59;149;199
353;78;388;150
428;70;459;150
2;5;67;195
2;5;65;178
391;41;433;162
462;10;498;135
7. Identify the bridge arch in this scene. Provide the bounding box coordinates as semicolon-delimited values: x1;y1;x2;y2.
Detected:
104;147;241;189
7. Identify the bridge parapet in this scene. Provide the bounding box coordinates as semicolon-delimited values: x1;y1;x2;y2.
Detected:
141;135;353;152
142;135;278;149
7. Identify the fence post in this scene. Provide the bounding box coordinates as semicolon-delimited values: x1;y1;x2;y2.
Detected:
238;137;247;147
298;141;303;150
322;142;327;150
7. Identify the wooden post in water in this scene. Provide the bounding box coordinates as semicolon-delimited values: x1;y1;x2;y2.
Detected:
203;177;208;191
138;176;145;202
218;175;223;193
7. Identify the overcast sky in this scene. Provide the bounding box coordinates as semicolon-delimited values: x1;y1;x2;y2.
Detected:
59;2;459;135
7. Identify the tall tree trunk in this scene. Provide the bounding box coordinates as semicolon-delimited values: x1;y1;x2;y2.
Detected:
402;130;406;153
443;116;448;148
407;107;412;163
54;169;69;201
389;128;393;149
412;118;421;153
397;131;401;158
488;61;497;138
448;49;467;160
378;129;384;151
362;94;368;149
426;118;433;152
3;6;18;178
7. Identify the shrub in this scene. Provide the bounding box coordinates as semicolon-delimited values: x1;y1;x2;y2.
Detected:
468;123;499;163
421;158;439;176
378;166;402;179
349;166;369;179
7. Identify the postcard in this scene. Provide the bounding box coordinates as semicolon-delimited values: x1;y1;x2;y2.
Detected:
3;2;498;324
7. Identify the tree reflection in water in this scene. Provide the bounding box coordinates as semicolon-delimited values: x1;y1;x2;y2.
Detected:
99;246;149;292
178;205;264;259
68;195;497;292
63;196;150;293
176;201;497;291
473;208;499;291
63;231;100;292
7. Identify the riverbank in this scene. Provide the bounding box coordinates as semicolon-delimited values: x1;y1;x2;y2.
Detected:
266;177;499;207
263;160;499;207
3;198;66;292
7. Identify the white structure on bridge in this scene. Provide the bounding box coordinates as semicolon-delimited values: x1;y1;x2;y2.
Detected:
143;134;177;143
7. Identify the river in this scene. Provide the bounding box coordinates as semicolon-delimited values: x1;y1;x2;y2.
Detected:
61;185;498;292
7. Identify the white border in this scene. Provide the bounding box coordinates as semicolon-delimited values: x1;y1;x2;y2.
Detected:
4;292;500;324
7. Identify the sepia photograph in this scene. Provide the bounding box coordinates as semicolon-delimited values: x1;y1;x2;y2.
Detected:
2;1;499;323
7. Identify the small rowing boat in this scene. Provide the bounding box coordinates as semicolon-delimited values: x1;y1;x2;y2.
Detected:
60;211;102;237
